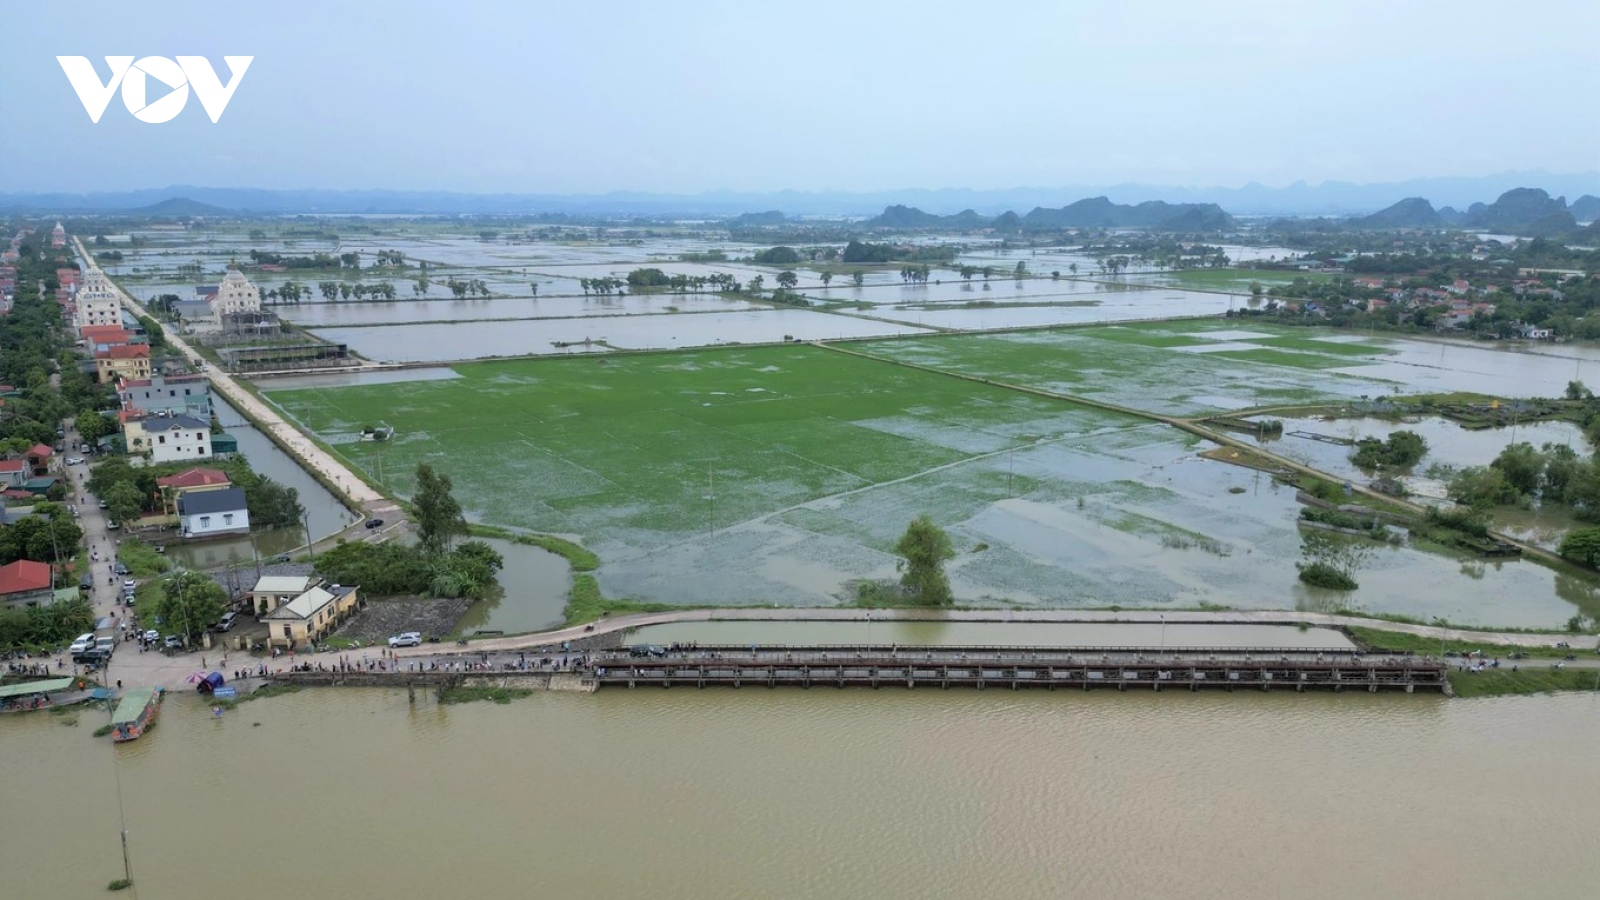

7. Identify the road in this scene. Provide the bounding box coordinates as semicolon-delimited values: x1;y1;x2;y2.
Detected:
71;237;402;529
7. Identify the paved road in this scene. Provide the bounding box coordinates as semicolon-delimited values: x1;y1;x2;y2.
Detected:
72;238;401;528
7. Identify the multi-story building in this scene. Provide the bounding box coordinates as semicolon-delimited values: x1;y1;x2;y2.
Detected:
75;268;123;331
95;343;151;383
119;374;212;418
211;268;261;321
123;413;211;464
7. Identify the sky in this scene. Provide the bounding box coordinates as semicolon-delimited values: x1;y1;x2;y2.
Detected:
0;0;1595;195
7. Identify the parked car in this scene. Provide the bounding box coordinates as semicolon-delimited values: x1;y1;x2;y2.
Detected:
365;518;385;529
66;456;84;466
388;632;423;648
113;563;129;576
69;634;95;654
141;629;159;643
216;612;239;632
123;579;136;590
106;521;119;530
163;635;185;651
98;500;109;509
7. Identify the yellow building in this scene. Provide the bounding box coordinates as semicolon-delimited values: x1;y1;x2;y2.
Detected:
263;583;360;650
95;344;152;383
248;575;315;617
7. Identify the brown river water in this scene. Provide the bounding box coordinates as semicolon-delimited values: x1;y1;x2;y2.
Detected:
3;689;1598;899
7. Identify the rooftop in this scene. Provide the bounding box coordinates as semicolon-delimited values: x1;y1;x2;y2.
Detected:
253;575;314;595
176;486;247;516
0;559;52;595
157;468;230;490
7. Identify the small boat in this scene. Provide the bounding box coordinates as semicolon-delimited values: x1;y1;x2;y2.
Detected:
110;686;164;742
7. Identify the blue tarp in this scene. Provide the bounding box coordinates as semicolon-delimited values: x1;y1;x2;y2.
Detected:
196;672;226;693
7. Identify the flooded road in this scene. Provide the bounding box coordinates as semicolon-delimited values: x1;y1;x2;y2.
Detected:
4;689;1597;899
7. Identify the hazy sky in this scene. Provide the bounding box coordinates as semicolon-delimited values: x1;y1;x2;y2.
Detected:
0;0;1594;194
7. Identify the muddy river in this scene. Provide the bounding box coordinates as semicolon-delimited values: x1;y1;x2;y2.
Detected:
3;689;1596;899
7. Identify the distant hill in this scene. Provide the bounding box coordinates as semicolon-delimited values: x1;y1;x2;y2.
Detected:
1437;206;1464;225
1462;188;1575;234
126;196;232;217
1021;197;1233;230
1354;197;1441;228
863;204;956;229
1571;195;1600;223
731;210;784;225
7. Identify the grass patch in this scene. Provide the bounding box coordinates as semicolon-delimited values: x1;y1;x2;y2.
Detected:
438;685;534;705
93;723;113;737
213;683;302;710
561;574;677;626
116;539;171;578
468;524;599;571
1448;666;1600;698
108;879;133;891
1249;335;1392;356
1347;626;1591;659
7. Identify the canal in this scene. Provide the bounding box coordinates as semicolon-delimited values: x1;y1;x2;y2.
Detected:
2;690;1596;898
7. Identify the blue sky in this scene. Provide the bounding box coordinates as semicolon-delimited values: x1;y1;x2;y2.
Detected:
0;0;1594;194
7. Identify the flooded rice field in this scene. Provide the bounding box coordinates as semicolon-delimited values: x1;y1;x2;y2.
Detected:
277;292;766;327
5;688;1599;900
312;309;933;361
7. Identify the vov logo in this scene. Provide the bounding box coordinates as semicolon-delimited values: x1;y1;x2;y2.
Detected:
57;56;253;123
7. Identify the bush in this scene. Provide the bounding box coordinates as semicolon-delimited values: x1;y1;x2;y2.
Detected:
1297;561;1358;590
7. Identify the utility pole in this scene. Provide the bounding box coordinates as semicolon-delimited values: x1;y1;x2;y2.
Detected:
302;511;315;562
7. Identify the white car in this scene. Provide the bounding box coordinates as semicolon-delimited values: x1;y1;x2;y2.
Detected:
141;629;159;643
388;632;423;648
66;456;85;465
69;633;95;653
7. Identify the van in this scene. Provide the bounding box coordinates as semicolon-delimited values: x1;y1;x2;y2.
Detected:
69;633;95;653
217;611;239;632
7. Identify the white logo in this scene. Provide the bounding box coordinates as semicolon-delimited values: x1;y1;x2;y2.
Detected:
57;55;253;123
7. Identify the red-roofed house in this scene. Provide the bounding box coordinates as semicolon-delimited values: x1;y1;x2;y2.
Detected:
95;343;151;383
0;457;26;488
0;560;54;609
26;444;53;477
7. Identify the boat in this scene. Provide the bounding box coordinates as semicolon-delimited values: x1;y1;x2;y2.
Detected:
110;686;164;742
0;677;89;714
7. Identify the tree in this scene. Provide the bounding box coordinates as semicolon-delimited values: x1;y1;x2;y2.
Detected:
247;476;304;529
819;272;832;288
1566;380;1592;400
1449;466;1520;509
851;270;865;287
105;481;144;527
529;282;538;297
1490;442;1545;496
1559;527;1600;567
776;270;798;290
153;571;228;644
319;281;338;302
75;410;116;444
413;463;467;554
894;515;955;606
0;503;83;565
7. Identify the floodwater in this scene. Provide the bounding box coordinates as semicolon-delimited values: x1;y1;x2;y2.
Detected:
4;689;1599;899
1257;414;1589;482
163;395;356;570
451;537;571;634
626;620;1356;649
277;292;765;327
843;287;1233;330
309;310;932;362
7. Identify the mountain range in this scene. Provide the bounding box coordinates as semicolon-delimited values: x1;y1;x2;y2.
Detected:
1351;189;1599;236
863;198;1234;231
0;171;1594;217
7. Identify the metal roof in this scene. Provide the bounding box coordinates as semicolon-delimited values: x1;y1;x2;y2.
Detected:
0;677;76;699
111;687;158;725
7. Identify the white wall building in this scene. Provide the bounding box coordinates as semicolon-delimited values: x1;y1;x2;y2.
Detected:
177;486;250;538
211;268;261;321
75;268;123;330
127;414;212;465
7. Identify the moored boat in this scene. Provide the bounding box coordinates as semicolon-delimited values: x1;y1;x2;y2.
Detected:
110;686;164;742
0;677;85;714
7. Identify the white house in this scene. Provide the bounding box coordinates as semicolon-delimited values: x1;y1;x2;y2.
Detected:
126;414;212;464
177;486;249;538
119;374;212;418
75;269;122;330
211;268;261;322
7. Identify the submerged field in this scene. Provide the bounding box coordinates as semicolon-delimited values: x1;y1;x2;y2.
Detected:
263;337;1598;627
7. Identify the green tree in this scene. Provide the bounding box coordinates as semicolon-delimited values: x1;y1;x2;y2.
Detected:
105;481;144;527
1449;466;1520;509
851;270;865;287
413;463;467;554
1490;442;1545;496
1558;526;1600;568
776;270;798;290
894;515;955;606
75;410;116;444
153;571;228;643
819;272;832;288
1565;380;1592;400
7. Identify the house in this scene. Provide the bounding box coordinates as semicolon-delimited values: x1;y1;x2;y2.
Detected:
50;223;65;248
210;268;262;322
74;269;122;330
124;414;211;464
157;466;231;516
264;582;360;650
249;575;315;616
176;486;249;538
0;458;25;489
0;559;54;609
95;343;151;383
25;443;53;477
1520;325;1554;340
120;374;211;418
